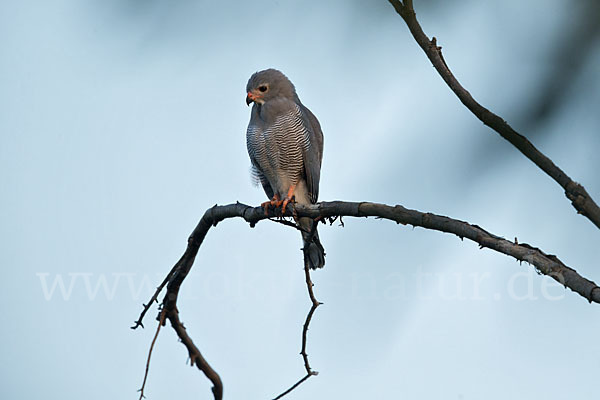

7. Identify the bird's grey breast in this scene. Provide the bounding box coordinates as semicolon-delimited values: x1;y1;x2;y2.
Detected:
246;104;310;188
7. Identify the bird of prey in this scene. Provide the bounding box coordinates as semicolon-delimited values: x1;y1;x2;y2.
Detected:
245;69;325;269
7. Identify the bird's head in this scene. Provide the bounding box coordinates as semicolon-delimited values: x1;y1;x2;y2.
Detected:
246;68;297;106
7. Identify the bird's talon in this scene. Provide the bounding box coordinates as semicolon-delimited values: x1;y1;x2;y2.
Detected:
281;199;289;214
261;194;281;215
281;184;297;214
281;197;296;215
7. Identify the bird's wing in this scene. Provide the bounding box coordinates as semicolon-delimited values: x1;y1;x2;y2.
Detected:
298;103;324;204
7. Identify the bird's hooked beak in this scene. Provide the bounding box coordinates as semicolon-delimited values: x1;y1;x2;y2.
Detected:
246;91;262;106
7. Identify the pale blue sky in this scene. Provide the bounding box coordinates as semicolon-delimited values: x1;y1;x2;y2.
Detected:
1;1;599;399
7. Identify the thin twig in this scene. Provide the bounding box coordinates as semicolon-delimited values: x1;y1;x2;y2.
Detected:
272;373;313;400
387;0;600;229
273;223;322;399
131;264;178;330
300;262;321;374
269;217;309;233
138;308;166;399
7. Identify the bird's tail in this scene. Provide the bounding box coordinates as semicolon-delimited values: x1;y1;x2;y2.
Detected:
298;217;325;269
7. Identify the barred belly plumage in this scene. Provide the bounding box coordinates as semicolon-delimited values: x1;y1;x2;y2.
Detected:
246;105;310;193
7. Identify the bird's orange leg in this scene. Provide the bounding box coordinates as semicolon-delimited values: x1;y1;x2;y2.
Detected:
281;184;296;215
261;194;281;215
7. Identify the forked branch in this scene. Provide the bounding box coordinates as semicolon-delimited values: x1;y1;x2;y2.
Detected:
134;200;600;400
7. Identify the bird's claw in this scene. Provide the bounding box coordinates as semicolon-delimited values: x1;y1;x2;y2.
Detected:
281;196;295;215
261;184;297;215
261;195;282;215
281;184;297;215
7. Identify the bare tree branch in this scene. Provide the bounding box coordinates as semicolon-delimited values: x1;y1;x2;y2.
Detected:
273;221;322;400
137;309;166;399
162;233;224;400
131;268;176;330
387;0;600;230
135;200;600;399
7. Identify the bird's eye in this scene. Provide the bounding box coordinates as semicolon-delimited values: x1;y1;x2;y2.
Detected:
258;85;268;92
